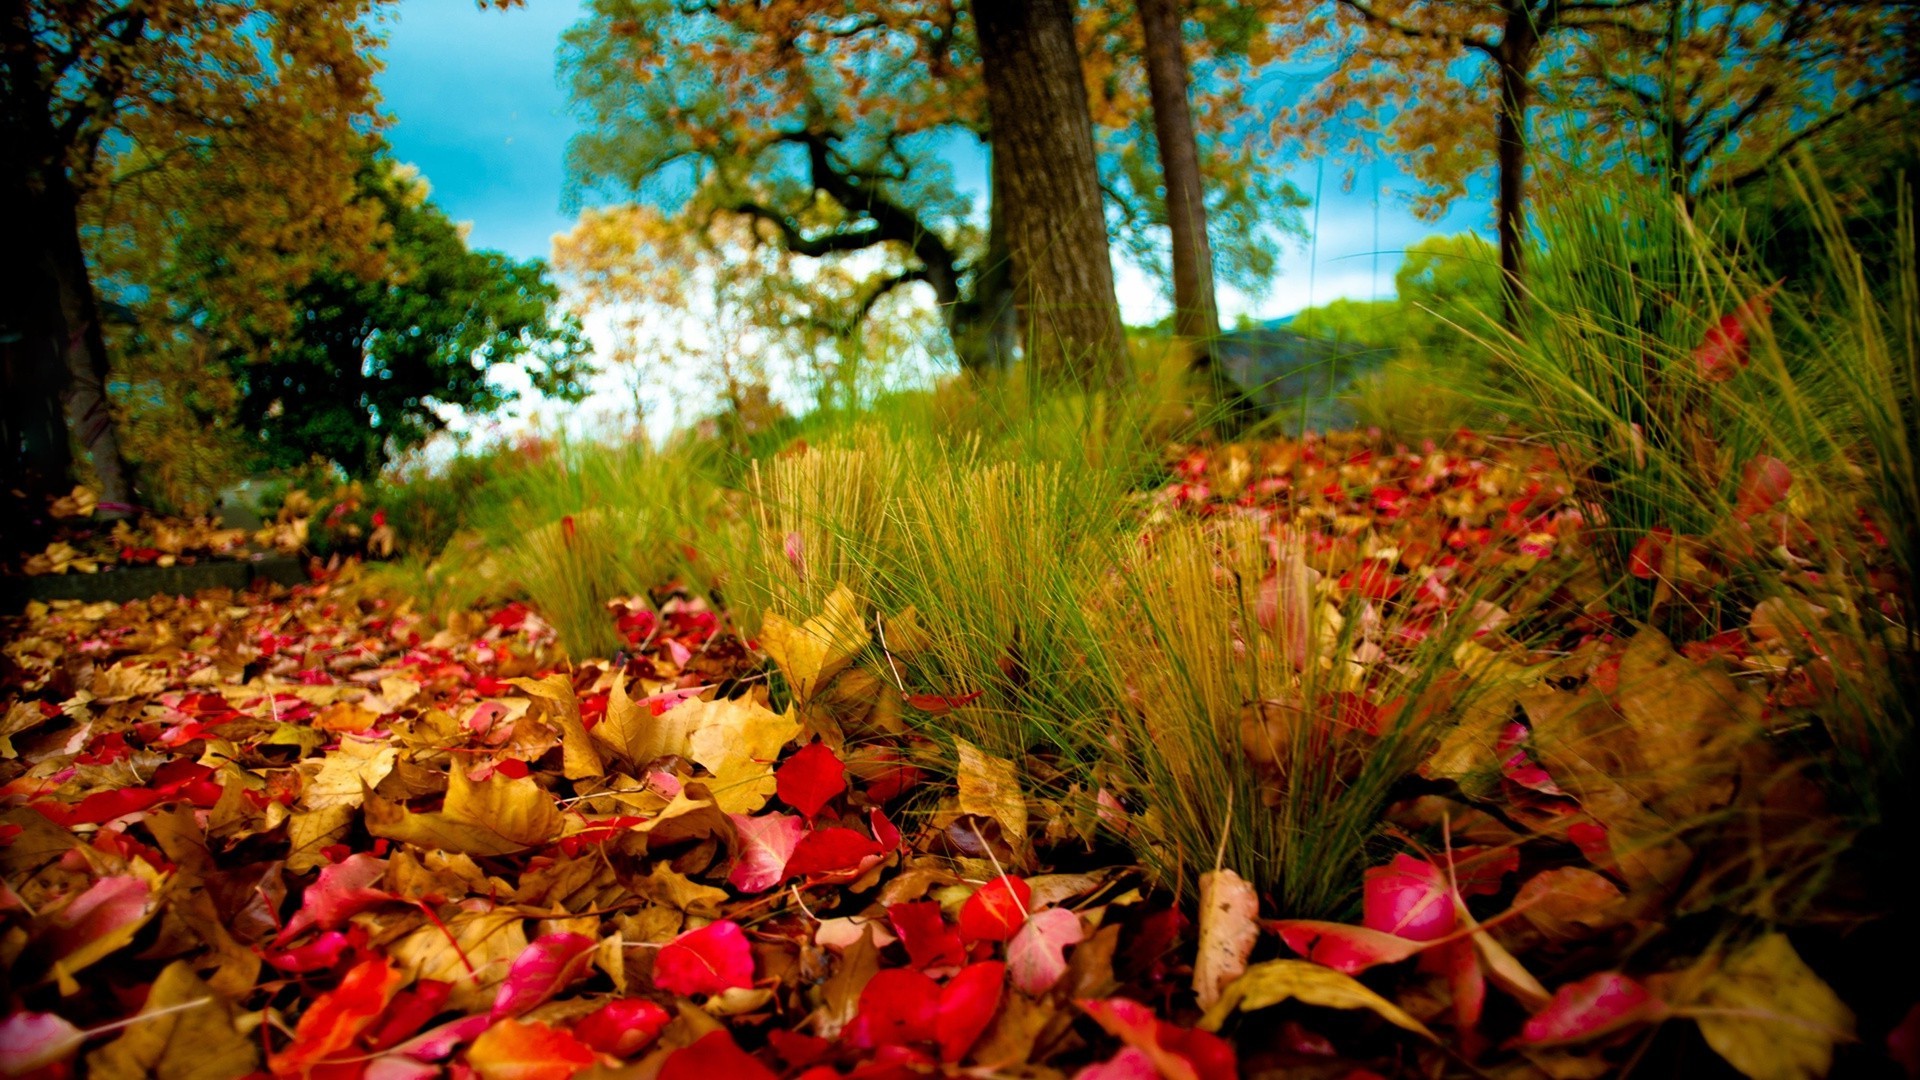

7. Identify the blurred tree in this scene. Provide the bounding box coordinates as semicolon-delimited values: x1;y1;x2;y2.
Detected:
1136;0;1220;340
1262;0;1659;327
1291;233;1502;354
0;0;387;519
1555;0;1919;203
561;0;1302;380
232;159;592;478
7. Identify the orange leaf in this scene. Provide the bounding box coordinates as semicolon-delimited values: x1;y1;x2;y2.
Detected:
466;1018;596;1080
269;957;404;1078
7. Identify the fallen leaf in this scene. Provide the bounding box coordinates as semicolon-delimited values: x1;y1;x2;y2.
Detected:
491;932;597;1018
466;1017;596;1080
654;919;754;996
365;767;565;856
775;741;847;819
1269;919;1428;974
758;584;869;703
86;961;256;1080
1197;958;1435;1040
1692;934;1854;1080
1193;868;1259;1010
728;811;805;893
1518;972;1666;1046
937;961;1005;1063
1009;906;1084;995
268;957;406;1077
1081;996;1238;1080
686;697;802;814
956;738;1032;870
509;675;604;780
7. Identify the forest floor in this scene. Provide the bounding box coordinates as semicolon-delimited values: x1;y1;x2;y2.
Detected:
0;430;1910;1080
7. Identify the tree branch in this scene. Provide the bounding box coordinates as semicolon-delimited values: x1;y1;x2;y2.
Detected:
1337;0;1497;57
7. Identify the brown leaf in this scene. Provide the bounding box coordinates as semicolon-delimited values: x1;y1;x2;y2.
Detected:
509;674;604;780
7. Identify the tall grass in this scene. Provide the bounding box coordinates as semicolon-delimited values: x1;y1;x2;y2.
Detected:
1492;165;1917;816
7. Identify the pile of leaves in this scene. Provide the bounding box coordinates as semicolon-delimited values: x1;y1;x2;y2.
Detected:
0;427;1912;1080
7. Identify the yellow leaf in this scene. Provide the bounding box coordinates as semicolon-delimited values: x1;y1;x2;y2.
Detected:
1198;959;1435;1040
1693;934;1854;1080
390;905;529;1013
365;768;566;856
955;738;1031;870
593;672;702;767
687;697;801;813
86;961;257;1079
314;701;380;734
301;735;398;810
509;674;603;780
759;584;868;703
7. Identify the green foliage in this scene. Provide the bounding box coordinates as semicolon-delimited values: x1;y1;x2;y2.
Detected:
235;155;592;477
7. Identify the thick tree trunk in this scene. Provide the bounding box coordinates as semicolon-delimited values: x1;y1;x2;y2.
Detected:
1138;0;1218;341
1;9;133;514
974;0;1128;391
1494;6;1538;331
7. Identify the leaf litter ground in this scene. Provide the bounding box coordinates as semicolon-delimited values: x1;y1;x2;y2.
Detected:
1;431;1910;1079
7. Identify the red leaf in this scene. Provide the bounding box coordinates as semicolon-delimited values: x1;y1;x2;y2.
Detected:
653;919;753;997
728;811;805;893
270;957;406;1077
905;690;985;715
1629;527;1673;579
889;900;966;970
1734;455;1792;520
1694;294;1772;382
1517;972;1666;1046
776;742;847;819
1363;854;1456;941
365;981;453;1052
937;961;1005;1063
491;932;596;1018
846;967;941;1048
958;874;1031;943
261;929;355;973
1270;919;1428;974
783;825;885;878
466;1017;595;1080
1078;996;1238;1080
573;998;670;1058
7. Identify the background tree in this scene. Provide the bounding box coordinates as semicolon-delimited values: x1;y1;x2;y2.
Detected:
1554;0;1919;203
226;158;592;478
561;0;1303;380
1264;0;1656;326
1;0;388;517
1134;0;1219;339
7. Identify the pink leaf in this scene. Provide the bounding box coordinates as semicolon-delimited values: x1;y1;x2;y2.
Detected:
491;932;597;1019
1270;919;1428;974
653;919;754;997
0;1012;83;1075
1074;1047;1162;1080
936;961;1005;1063
782;825;885;878
1008;907;1084;995
775;742;846;820
42;874;153;958
1363;854;1456;941
280;853;391;942
1517;972;1666;1046
1078;997;1238;1080
727;812;804;894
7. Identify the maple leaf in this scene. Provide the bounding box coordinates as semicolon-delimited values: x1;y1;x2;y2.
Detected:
775;740;847;819
758;584;869;703
686;697;801;814
365;767;565;856
269;957;405;1077
508;674;604;780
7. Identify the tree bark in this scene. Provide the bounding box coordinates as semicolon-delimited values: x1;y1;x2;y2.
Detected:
1138;0;1218;340
1494;2;1538;331
974;0;1128;390
1;5;134;514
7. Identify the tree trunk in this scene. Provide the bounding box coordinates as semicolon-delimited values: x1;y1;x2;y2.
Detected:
950;151;1018;374
1138;0;1218;341
1;9;133;514
1494;5;1538;331
974;0;1128;390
